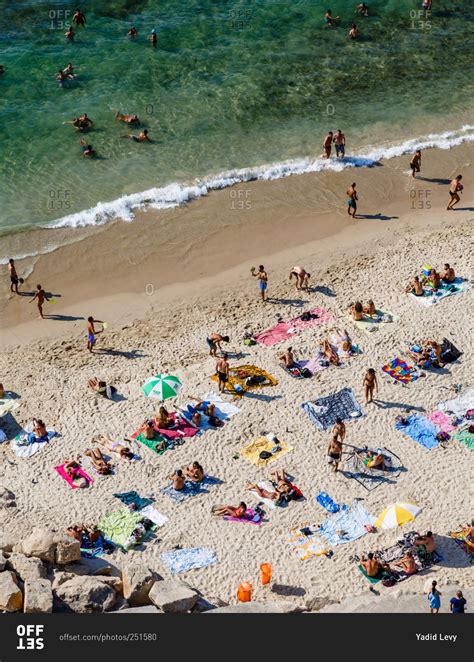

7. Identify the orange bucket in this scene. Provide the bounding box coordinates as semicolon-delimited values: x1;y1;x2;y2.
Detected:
237;581;253;602
260;563;272;585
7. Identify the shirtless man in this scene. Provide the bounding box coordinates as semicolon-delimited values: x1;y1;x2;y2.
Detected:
440;263;455;283
347;182;358;217
289;266;310;290
327;435;343;472
356;3;369;16
216;353;230;393
361;553;382;578
348;24;359;39
62;63;78;78
115;111;140;124
206;333;230;357
447;175;463;210
333;129;346;158
124;129;151;142
324;10;340;27
87;316;104;353
65;26;74;41
414;531;436;553
149;29;157;46
279;346;296;369
405;275;424;296
8;258;20;294
79;113;93;129
80;139;95;156
128;27;138;38
169;469;186;491
251;265;268;302
332;417;346;442
72;9;86;27
322;131;333;158
29;284;46;319
410;150;422;178
388;551;417;575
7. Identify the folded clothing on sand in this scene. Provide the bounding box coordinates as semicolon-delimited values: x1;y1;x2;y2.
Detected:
255;308;334;346
55;463;93;489
382;358;420;384
395;414;438;449
160;547;218;574
301;387;364;431
240;435;292;467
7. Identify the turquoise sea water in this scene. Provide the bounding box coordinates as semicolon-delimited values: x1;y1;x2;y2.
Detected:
0;0;473;237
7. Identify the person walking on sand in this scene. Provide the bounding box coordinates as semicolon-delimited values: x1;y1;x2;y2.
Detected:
87;316;104;353
322;131;333;158
363;368;378;404
251;265;268;302
347;182;358;217
410;150;422;178
450;590;467;614
8;258;22;294
289;266;310;291
333;129;346;159
216;353;230;393
29;284;46;319
447;175;463;210
327;434;343;472
428;580;441;614
332;417;346;442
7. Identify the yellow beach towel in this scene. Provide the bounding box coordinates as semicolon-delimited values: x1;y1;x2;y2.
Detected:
210;365;278;399
350;310;397;334
240;435;292;467
288;524;328;561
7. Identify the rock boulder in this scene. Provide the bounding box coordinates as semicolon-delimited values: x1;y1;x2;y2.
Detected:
0;571;23;612
149;580;198;613
54;576;118;613
121;562;158;606
24;579;53;614
15;528;56;563
7;553;46;582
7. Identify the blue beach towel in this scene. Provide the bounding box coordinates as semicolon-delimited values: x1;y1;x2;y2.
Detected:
160;547;218;574
161;476;222;503
395;415;438;449
113;491;154;510
301;387;364;431
316;492;340;513
317;500;375;547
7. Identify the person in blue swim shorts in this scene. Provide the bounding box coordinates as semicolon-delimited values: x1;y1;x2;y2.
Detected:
251;264;268;302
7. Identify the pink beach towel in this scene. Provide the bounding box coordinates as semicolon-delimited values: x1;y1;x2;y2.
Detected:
255;308;334;347
428;410;455;434
152;413;199;440
224;508;262;525
55;463;93;489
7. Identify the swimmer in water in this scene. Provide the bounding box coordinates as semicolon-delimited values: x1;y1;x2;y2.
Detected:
349;23;360;39
324;9;340;27
115;111;140;124
128;27;138;38
62;63;79;78
65;26;74;41
80;139;95;157
355;3;369;16
149;29;157;45
123;129;151;142
72;9;86;27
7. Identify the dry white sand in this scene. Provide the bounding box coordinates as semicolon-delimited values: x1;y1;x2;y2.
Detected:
1;219;473;608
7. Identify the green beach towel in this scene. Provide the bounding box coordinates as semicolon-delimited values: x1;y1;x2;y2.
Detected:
98;508;154;551
134;432;168;454
357;563;386;584
453;428;474;451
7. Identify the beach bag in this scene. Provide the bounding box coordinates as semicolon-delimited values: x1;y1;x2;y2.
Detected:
468;425;474;434
382;577;397;587
301;367;312;378
465;409;474;420
259;451;272;460
436;431;450;442
243;337;256;346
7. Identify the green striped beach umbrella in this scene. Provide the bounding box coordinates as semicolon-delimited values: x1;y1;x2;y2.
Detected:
141;374;182;400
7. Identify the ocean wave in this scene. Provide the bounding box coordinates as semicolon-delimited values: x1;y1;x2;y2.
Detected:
28;123;474;231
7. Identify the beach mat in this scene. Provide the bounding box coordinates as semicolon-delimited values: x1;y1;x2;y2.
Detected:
395;415;438;449
438;388;474;418
98;508;151;551
382;358;420;384
152;413;200;440
160;547;218;574
427;410;455;434
11;429;57;458
409;278;469;306
139;505;168;527
161;476;222;503
350;309;396;334
452;426;474;451
0;392;20;417
113;491;153;510
55;463;93;489
255;308;334;347
301;387;364;431
224;508;262;525
344;447;403;492
317;501;375;547
449;529;474;561
357;564;385;584
211;365;278;398
240;435;292;467
249;481;278;509
199;392;241;419
288;525;328;561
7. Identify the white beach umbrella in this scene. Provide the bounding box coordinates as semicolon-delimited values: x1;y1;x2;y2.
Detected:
374;502;421;529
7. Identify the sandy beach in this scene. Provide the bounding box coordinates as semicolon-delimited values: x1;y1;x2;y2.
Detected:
1;143;473;609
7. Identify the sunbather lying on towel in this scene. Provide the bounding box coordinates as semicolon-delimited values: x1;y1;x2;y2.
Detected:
408;340;443;368
330;327;354;355
184;461;205;483
247;468;297;503
212;501;247;518
65;523;102;543
64;458;89;488
32;418;47;440
179;397;224;428
278;347;296;369
94;434;134;461
355;448;386;470
85;448;113;475
320;340;340;366
360;553;383;578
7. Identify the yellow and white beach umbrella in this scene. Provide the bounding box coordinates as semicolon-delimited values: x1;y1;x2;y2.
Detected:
375;502;421;530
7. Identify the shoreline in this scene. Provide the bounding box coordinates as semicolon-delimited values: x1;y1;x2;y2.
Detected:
1;140;473;347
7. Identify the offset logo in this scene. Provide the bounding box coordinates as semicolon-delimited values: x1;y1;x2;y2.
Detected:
17;625;45;650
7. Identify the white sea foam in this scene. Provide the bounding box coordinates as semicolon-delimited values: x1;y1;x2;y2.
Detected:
27;123;474;233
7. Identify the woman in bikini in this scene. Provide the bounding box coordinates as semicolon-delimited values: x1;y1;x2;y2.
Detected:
84;448;112;475
94;435;134;461
184;461;205;483
320;340;340;366
364;299;376;316
349;301;364;321
155;406;173;429
64;458;88;488
363;368;378;404
212;502;247;518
